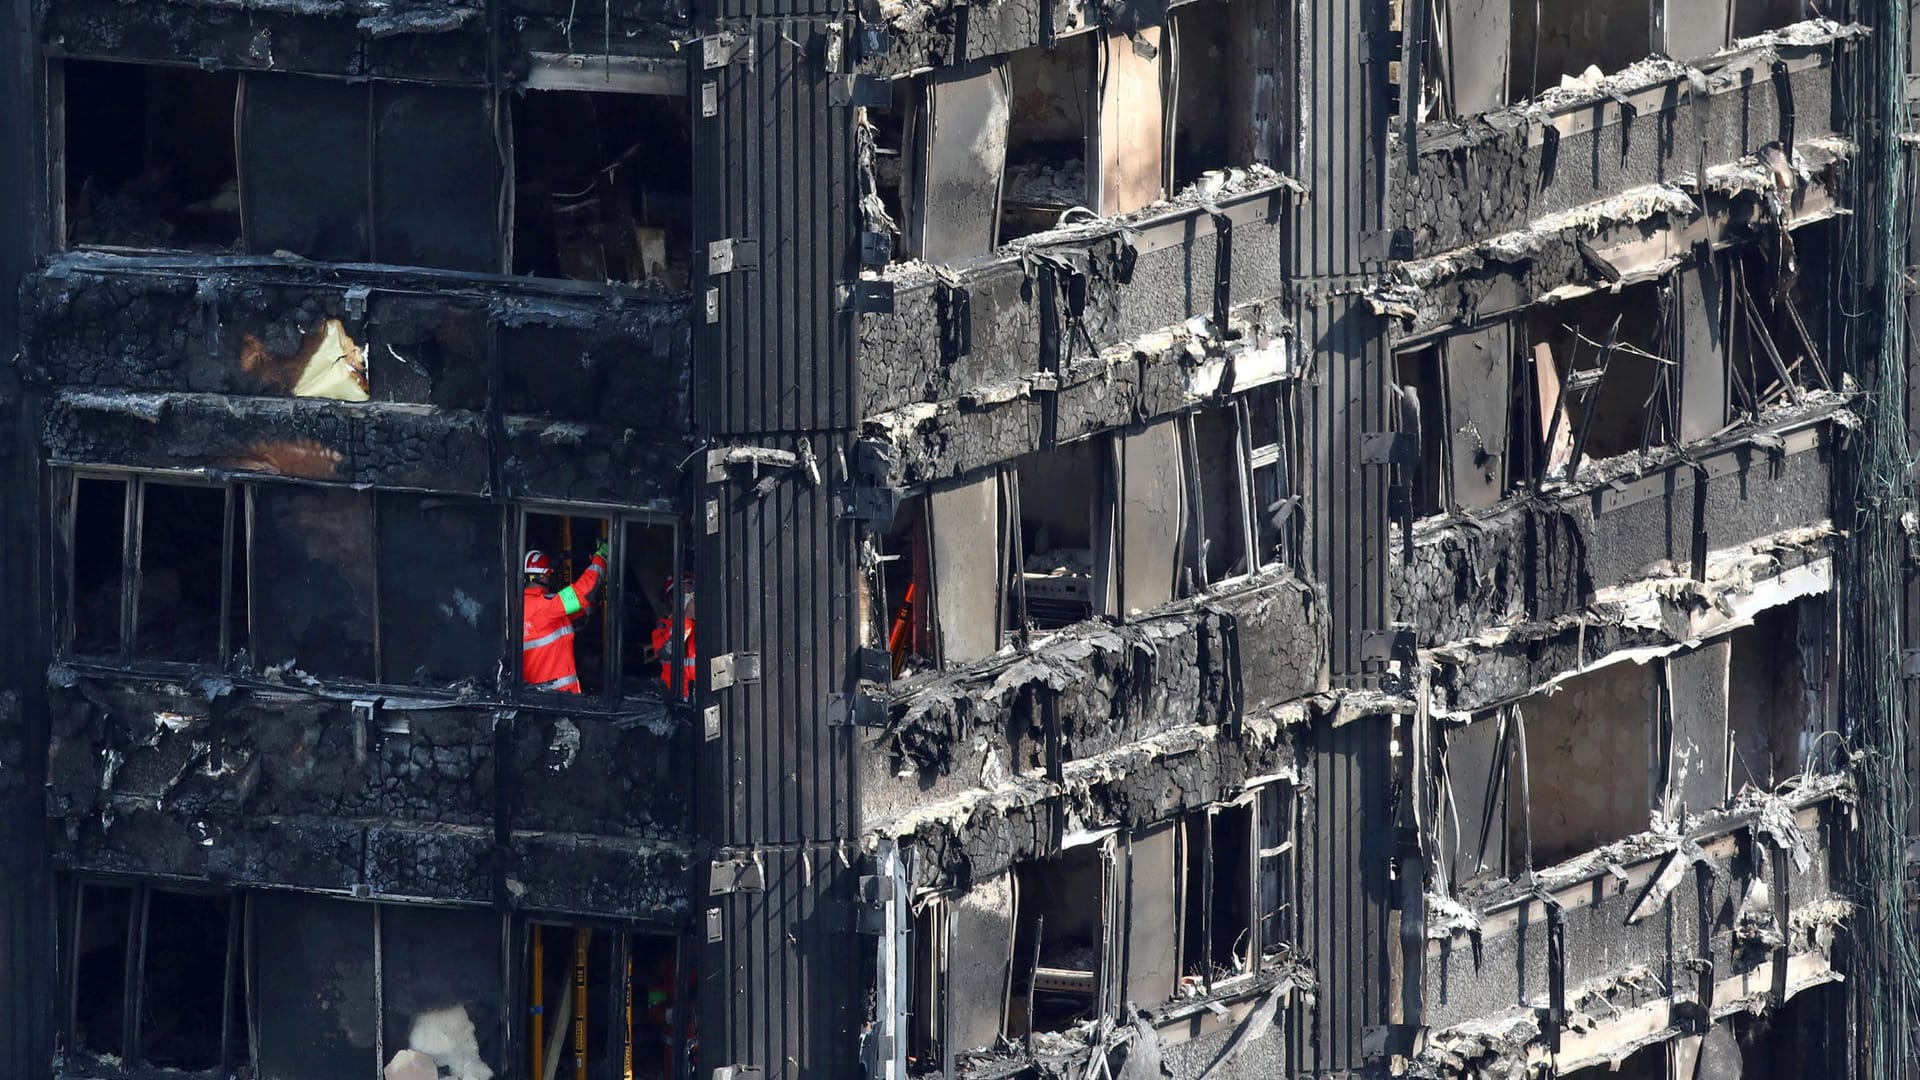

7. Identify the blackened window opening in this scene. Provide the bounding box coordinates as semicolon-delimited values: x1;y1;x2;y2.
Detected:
63;61;241;252
513;90;693;287
881;497;934;675
1008;846;1104;1037
70;477;129;656
135;483;227;663
622;518;685;699
71;883;134;1059
1189;408;1250;583
1014;443;1099;630
521;924;681;1080
1169;1;1254;190
1393;348;1447;517
140;890;234;1070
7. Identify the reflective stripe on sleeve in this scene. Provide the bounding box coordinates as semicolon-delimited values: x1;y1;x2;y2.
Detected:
532;675;580;691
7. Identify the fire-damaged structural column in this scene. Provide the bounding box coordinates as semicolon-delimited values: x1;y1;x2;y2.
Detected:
691;14;866;1080
0;0;53;1073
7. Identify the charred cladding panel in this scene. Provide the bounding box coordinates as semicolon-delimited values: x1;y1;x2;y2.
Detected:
1299;296;1390;682
1292;714;1393;1075
693;20;857;435
698;463;859;845
1286;0;1389;280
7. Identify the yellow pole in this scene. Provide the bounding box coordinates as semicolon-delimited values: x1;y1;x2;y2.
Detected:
623;940;634;1080
531;926;546;1079
574;929;590;1080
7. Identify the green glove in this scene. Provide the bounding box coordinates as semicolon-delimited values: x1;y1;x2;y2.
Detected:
593;539;611;562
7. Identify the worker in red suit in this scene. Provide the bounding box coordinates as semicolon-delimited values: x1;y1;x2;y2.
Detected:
521;542;608;693
651;572;697;698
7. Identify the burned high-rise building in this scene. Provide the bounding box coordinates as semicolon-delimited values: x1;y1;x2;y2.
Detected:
0;0;1916;1078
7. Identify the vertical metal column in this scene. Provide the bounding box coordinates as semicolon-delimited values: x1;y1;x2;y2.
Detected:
691;15;864;1080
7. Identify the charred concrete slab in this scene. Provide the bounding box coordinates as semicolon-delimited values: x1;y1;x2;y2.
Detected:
44;673;696;916
859;177;1292;426
1418;787;1847;1072
1393;21;1856;263
1395;405;1842;653
23;255;692;433
1379;146;1848;339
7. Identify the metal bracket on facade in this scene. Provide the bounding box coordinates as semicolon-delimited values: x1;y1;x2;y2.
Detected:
854;439;895;480
830;74;891;108
837;279;896;313
702;32;754;69
1358;227;1414;263
855;868;899;934
344;285;371;321
1361;626;1417;665
705;907;725;943
708;238;759;276
1360;431;1418;467
710;853;767;895
856;646;892;684
705;287;720;324
829;690;889;727
837;484;902;524
704;703;722;740
861;230;894;268
710;652;761;691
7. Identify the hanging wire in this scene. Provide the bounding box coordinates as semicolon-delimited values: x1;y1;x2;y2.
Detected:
1837;2;1920;1075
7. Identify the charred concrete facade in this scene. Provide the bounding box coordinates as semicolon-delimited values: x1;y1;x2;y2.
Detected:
2;2;1919;1080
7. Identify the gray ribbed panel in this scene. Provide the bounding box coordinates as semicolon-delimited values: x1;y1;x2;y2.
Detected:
699;463;859;846
704;847;861;1080
1297;296;1390;683
1290;714;1392;1076
1283;0;1388;281
693;19;857;437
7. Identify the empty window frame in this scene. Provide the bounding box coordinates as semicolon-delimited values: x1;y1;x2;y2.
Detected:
1396;323;1515;513
1728;597;1829;794
1525;281;1676;476
58;60;242;252
879;494;936;675
891;61;1013;264
253;893;505;1080
1184;388;1300;587
1168;0;1257;189
249;484;378;682
1721;251;1833;424
56;472;248;667
1177;801;1257;987
1113;418;1193;615
376;495;507;690
1012;440;1106;631
1509;0;1653;100
238;74;502;271
1007;843;1112;1037
65;881;245;1074
907;875;1016;1070
511;90;693;286
1001;41;1096;241
519;921;685;1080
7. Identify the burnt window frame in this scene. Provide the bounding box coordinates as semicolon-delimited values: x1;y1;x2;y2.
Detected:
61;878;246;1078
48;58;244;257
53;469;248;670
1181;387;1302;591
511;505;686;706
513;915;693;1080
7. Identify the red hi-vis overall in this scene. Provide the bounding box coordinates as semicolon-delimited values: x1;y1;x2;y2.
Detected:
522;554;606;693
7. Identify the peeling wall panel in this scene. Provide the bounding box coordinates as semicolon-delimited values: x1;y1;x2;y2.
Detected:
1443;322;1512;510
927;472;1008;664
1116;418;1188;615
913;60;1010;263
1667;641;1731;817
